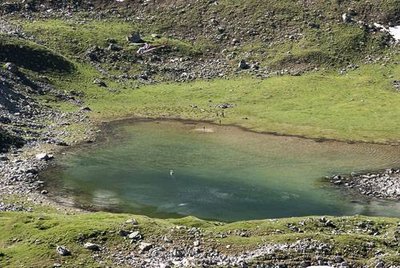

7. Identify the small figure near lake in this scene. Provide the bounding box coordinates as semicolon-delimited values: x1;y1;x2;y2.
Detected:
170;169;174;176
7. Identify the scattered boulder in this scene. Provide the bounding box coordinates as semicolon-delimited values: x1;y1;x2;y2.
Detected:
84;242;100;251
138;242;153;252
128;231;141;240
80;106;92;112
231;38;240;45
93;79;107;87
4;62;18;73
107;43;122;51
393;80;400;91
0;117;12;124
342;13;352;23
56;245;71;256
126;218;139;225
216;103;234;109
35;153;54;161
126;32;144;43
238;60;250;70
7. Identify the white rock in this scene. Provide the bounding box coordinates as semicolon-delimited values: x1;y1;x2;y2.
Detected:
128;231;141;240
83;242;100;251
139;242;153;252
35;153;53;161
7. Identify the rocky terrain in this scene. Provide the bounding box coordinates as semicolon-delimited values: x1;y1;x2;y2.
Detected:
0;20;95;211
330;169;400;200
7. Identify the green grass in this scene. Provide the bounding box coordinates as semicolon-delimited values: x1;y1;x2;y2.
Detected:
20;19;205;58
0;34;74;73
13;17;400;144
44;60;400;143
1;210;400;267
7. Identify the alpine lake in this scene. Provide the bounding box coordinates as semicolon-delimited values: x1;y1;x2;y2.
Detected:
42;120;400;222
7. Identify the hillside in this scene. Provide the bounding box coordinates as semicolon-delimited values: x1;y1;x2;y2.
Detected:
0;0;400;267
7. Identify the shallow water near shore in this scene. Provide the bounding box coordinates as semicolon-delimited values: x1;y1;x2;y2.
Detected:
43;120;400;221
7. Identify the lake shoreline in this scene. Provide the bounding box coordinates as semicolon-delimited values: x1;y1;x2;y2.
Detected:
2;116;400;267
24;117;400;219
2;115;400;215
100;116;400;147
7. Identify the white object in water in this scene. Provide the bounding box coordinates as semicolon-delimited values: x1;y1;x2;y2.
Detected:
170;170;174;176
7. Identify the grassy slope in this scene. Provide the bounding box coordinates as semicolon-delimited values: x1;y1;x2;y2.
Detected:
14;18;400;143
1;208;400;267
86;66;400;143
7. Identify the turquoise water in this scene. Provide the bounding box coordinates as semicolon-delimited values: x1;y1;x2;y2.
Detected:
44;120;400;221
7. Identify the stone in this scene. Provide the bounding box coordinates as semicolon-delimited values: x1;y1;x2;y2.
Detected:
80;106;92;112
216;103;234;109
342;13;351;23
128;231;141;240
56;245;71;256
138;242;153;252
393;80;400;91
118;230;130;237
93;79;107;87
83;242;100;251
0;117;12;124
107;43;122;51
238;60;250;69
126;32;144;43
126;218;139;225
334;256;344;263
172;248;184;257
35;153;54;161
4;62;18;73
231;38;240;45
